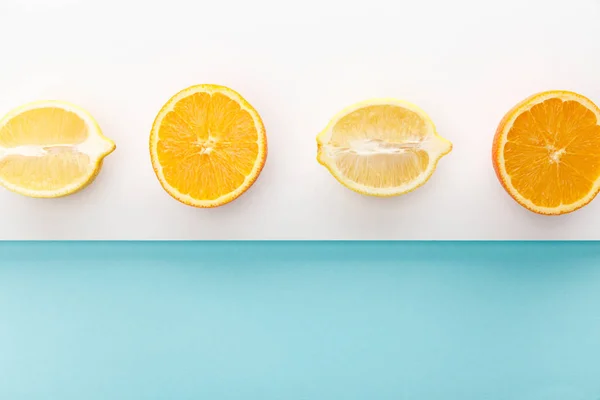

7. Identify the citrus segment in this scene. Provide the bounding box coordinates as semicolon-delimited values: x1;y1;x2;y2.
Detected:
150;84;267;208
317;99;452;196
0;101;115;198
0;107;89;147
492;90;600;215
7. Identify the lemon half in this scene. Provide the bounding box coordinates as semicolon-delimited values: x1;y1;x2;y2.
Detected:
0;101;115;198
317;98;452;196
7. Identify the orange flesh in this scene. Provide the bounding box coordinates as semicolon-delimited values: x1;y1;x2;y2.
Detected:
327;105;430;188
156;92;260;201
504;98;600;208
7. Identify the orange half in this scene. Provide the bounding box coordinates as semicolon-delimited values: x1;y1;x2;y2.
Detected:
150;84;267;208
492;90;600;215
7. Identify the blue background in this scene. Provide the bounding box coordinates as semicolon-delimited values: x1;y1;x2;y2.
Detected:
1;241;599;400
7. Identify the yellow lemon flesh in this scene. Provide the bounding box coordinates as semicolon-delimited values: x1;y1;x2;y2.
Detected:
0;101;115;198
317;99;452;196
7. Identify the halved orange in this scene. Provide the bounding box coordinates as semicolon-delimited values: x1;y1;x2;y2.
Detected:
492;90;600;215
150;84;267;208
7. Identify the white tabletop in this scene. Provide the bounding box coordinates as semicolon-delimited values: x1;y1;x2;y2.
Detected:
0;0;598;240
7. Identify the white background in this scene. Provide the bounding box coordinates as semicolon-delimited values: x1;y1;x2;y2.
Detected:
0;0;599;240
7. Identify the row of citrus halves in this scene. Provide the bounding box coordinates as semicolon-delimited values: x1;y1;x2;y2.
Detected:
0;85;598;216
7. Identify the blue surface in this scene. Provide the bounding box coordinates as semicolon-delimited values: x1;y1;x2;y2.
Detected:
1;241;600;400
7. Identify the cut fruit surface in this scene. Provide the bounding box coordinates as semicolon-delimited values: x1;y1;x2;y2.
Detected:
316;99;452;196
492;90;600;215
150;84;267;208
0;101;115;198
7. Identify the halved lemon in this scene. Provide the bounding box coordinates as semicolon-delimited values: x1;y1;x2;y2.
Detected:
493;90;600;215
317;99;452;196
0;101;115;198
150;84;267;208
